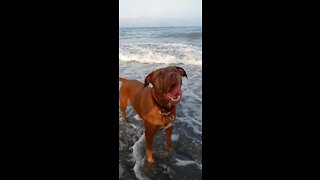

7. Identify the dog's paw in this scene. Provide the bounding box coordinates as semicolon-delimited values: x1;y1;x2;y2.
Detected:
147;157;155;164
167;147;175;153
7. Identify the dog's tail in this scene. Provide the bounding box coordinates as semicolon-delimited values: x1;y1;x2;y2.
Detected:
119;77;128;83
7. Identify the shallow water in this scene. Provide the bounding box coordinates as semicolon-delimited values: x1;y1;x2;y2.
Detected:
119;26;202;180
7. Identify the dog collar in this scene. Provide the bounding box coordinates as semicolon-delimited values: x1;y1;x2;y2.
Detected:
151;89;175;116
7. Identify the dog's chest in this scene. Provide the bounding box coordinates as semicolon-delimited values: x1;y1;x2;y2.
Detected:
158;114;175;130
142;105;176;129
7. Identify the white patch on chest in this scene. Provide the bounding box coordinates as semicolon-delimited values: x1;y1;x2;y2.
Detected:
163;122;173;130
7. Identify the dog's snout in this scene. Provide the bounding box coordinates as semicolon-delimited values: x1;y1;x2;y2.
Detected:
167;72;177;78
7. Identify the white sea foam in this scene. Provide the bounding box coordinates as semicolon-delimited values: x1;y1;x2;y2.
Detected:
133;114;143;121
119;42;202;66
119;163;124;178
175;158;202;170
172;134;179;142
175;158;196;166
132;133;149;180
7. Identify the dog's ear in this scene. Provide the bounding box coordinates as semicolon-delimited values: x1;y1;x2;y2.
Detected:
176;66;188;79
144;72;153;87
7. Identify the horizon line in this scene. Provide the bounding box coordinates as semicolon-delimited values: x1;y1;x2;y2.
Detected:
119;25;202;28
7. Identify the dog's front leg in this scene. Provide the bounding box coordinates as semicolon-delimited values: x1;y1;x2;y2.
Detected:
144;121;157;164
145;129;155;164
165;126;175;152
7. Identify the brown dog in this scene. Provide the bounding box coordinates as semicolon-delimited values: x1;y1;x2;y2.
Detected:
119;66;187;164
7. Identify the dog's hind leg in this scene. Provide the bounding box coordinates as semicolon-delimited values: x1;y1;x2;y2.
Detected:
119;95;129;123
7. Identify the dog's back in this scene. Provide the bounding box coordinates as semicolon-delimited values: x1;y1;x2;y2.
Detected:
119;77;148;121
119;77;145;99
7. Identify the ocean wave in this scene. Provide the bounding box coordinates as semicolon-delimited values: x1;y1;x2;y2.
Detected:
119;43;202;66
120;27;202;41
156;32;202;39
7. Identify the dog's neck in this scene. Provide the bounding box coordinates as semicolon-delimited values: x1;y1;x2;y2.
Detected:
151;89;175;115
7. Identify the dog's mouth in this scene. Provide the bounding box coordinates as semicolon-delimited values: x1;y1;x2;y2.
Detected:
165;83;182;103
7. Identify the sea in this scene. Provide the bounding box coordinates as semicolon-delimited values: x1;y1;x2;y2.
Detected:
119;26;202;180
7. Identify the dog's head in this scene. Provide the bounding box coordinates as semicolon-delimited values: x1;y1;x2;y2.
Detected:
144;66;187;106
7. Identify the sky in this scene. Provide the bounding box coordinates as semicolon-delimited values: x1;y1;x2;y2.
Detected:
119;0;202;27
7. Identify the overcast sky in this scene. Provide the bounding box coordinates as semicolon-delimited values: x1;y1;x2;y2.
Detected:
119;0;202;27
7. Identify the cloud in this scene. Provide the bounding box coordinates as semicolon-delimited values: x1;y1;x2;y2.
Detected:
119;0;201;27
119;15;138;20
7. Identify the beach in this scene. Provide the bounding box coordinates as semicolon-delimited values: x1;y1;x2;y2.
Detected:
119;26;202;180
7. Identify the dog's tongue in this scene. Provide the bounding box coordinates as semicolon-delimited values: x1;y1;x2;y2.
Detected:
167;84;182;97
